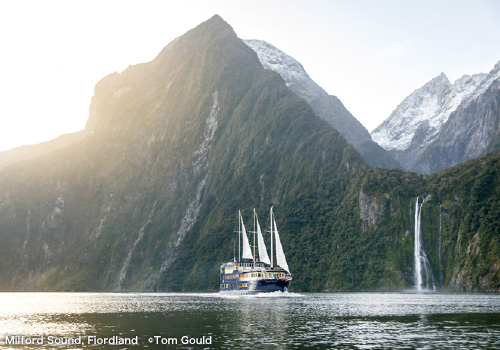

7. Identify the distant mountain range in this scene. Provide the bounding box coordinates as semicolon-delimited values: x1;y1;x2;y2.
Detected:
372;62;500;173
0;15;499;293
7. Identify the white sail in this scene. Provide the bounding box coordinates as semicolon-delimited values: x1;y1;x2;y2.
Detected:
256;214;270;264
274;219;289;272
241;214;253;260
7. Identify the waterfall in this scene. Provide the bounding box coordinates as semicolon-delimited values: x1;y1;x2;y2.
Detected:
414;197;423;290
438;204;443;286
414;197;436;291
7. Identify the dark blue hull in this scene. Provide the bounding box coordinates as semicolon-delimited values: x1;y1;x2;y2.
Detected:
253;279;290;293
220;276;291;294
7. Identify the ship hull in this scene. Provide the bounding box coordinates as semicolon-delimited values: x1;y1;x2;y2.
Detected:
252;278;290;293
220;279;290;295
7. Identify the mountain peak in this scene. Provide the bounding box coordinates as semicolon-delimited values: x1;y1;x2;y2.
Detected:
371;72;453;153
208;14;225;23
372;60;500;173
151;14;235;60
194;15;236;35
201;14;232;30
429;72;451;88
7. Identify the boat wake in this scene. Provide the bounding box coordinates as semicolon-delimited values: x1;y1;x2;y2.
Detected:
253;290;304;298
220;290;304;299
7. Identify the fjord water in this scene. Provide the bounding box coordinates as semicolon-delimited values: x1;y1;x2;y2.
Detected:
1;292;500;349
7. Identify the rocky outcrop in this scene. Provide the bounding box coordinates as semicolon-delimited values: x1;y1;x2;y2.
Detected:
359;191;384;232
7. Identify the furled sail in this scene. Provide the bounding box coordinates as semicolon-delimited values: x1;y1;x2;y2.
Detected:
256;214;270;264
274;219;289;272
241;214;253;260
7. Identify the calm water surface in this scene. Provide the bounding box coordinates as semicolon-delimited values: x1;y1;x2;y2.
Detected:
1;292;499;349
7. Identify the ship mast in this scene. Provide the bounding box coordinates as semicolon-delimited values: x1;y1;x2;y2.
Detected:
238;210;241;262
270;206;274;267
253;208;256;268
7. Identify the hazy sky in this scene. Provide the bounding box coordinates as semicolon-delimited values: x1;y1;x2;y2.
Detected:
1;0;499;151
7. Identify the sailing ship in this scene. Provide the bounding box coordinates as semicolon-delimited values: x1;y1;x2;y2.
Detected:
219;207;292;295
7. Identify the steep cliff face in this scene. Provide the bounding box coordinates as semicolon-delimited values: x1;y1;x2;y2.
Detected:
358;191;386;233
372;62;500;173
244;40;400;170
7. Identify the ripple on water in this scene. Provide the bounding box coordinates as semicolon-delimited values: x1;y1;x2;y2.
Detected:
1;292;500;350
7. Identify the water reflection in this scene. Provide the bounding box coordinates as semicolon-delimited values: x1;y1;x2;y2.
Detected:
219;296;294;349
0;292;499;349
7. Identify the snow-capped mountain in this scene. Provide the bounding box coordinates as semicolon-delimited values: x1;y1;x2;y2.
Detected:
244;40;325;103
371;61;500;173
244;39;400;169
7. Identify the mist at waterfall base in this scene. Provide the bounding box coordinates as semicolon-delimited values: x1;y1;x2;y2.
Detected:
1;292;500;350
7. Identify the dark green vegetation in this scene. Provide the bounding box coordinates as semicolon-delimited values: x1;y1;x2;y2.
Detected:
0;16;499;292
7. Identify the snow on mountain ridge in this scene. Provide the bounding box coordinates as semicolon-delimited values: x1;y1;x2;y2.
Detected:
469;61;500;101
371;71;486;153
371;73;451;151
244;39;327;103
